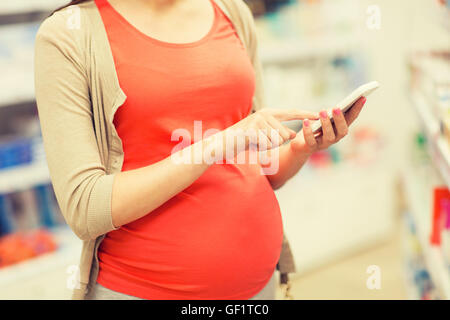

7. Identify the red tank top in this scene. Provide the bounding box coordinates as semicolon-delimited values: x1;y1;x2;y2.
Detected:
96;0;283;299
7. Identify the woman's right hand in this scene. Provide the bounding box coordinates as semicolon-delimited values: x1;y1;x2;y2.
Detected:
207;109;319;161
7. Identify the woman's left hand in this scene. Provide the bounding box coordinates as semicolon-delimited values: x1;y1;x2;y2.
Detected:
290;96;366;154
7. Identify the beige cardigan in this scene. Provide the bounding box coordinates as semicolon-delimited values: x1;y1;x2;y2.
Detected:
34;0;295;299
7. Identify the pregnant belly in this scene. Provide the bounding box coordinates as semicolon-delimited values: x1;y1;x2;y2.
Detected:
97;163;283;300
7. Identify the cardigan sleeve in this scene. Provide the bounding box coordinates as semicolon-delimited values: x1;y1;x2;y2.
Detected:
34;11;118;241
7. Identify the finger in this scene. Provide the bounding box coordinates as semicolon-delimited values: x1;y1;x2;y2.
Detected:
319;110;336;144
332;108;348;140
266;127;284;148
302;119;317;149
245;129;259;151
259;120;283;147
266;115;293;142
257;128;273;151
345;97;366;126
271;109;320;122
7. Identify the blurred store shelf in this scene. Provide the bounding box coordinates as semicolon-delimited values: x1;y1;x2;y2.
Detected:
259;35;358;65
0;227;79;287
0;161;50;194
432;0;450;32
0;227;81;299
0;0;66;26
411;92;450;189
403;266;422;300
0;0;66;15
0;89;35;109
0;21;38;107
402;168;450;299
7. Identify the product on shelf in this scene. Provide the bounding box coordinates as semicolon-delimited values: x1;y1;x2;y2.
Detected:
0;194;14;236
409;51;450;143
0;229;57;268
7;189;40;231
305;126;384;170
403;211;440;299
0;184;65;238
431;187;450;246
0;136;33;170
403;132;450;299
0;134;45;170
263;55;368;112
34;184;65;228
409;52;450;191
411;133;430;166
441;199;450;264
433;0;450;31
244;0;290;16
0;182;65;268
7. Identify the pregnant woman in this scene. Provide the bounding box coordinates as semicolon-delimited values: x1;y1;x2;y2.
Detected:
34;0;366;300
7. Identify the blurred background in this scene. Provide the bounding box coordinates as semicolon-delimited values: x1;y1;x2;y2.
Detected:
0;0;449;300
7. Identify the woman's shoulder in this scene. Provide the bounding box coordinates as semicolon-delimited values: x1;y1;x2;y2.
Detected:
36;1;97;47
216;0;255;24
232;0;255;19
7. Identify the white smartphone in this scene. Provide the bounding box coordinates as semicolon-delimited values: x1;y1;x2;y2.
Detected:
310;81;380;133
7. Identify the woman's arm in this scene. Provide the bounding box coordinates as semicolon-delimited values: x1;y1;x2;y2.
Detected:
111;108;318;227
110;141;212;227
112;106;320;226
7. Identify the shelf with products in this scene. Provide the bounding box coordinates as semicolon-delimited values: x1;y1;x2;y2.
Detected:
256;0;362;65
411;91;450;189
401;163;450;299
403;210;438;300
0;1;67;104
0;161;50;195
432;0;450;32
405;4;450;298
0;94;36;110
259;34;358;66
0;167;75;296
0;226;81;290
0;114;49;194
0;0;66;26
263;53;368;119
0;22;40;108
244;0;291;17
0;0;67;15
408;49;450;188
